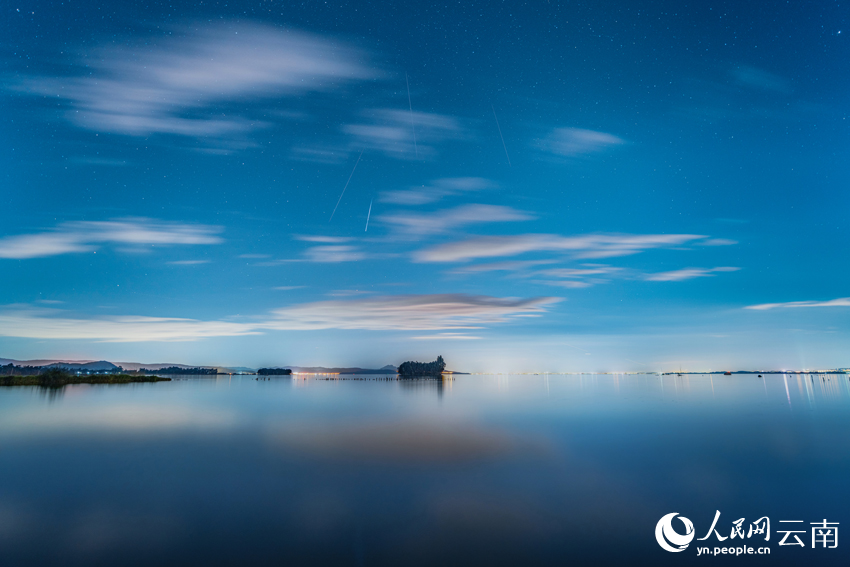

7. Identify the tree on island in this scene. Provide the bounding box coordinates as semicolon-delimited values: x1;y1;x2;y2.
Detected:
257;368;292;376
397;356;446;376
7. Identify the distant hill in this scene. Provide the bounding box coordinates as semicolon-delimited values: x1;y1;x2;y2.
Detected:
0;358;399;375
47;360;121;372
0;359;121;371
288;365;397;374
1;358;98;367
115;361;211;371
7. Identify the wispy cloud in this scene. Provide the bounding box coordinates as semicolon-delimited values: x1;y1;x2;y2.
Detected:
0;219;222;259
380;204;533;236
380;177;493;205
267;294;560;331
745;298;850;311
68;157;129;167
538;266;621;278
289;145;351;164
0;309;257;342
326;289;373;297
303;245;366;262
536;127;625;158
449;259;557;275
533;280;593;289
344;109;463;158
415;233;706;263
295;235;354;243
411;333;482;340
0;294;560;340
167;260;210;265
530;265;622;288
732;65;791;94
645;267;740;282
15;23;377;143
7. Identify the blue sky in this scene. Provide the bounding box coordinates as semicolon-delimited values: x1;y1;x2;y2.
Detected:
2;1;848;371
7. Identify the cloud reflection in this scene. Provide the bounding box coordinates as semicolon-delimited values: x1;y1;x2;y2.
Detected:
269;420;542;464
0;404;237;434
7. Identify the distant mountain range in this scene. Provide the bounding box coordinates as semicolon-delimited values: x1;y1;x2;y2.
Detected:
288;365;397;374
0;358;398;375
1;358;124;371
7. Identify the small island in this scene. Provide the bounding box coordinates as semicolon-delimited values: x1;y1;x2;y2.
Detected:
0;369;171;387
397;356;446;377
257;368;292;376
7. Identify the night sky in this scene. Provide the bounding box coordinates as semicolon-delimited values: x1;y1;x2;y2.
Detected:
2;1;848;371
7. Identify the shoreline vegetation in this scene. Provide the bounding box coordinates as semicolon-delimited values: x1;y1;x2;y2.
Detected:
0;369;171;387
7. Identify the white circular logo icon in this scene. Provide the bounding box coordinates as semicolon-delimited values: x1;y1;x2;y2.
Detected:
655;512;695;552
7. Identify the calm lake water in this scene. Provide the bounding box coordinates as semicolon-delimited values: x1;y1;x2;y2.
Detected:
0;373;848;566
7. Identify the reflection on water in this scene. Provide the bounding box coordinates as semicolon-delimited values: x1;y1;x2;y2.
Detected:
0;374;849;566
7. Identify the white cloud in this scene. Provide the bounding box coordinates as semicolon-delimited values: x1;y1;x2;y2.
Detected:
700;238;738;246
744;298;850;311
645;267;740;282
0;292;560;341
266;294;561;331
0;219;222;259
529;265;622;288
534;280;593;289
16;23;377;141
411;333;482;340
344;109;463;158
295;235;354;243
380;204;533;236
303;245;366;262
538;267;620;278
415;233;706;263
380;177;492;205
536;127;625;157
0;309;258;342
449;259;557;274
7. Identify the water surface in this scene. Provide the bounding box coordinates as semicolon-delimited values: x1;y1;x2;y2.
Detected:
1;373;848;565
